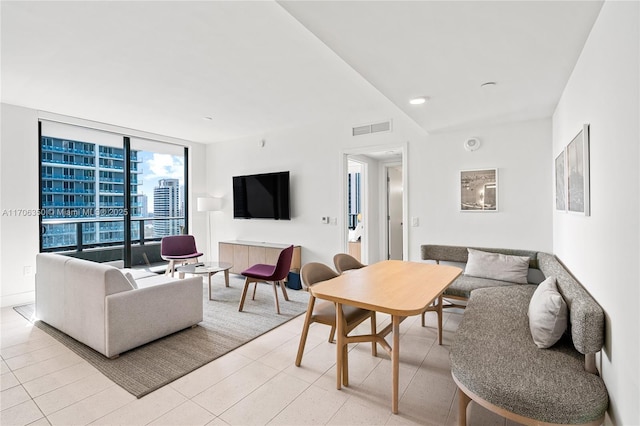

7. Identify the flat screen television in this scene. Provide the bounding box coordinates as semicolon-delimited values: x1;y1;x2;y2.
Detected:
233;171;291;220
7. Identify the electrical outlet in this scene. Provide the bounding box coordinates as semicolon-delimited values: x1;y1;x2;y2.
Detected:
23;265;33;276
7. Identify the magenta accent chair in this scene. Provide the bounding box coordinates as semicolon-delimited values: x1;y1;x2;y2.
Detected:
238;245;294;314
161;235;203;277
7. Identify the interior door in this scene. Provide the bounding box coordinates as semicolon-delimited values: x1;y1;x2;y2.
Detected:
387;165;403;260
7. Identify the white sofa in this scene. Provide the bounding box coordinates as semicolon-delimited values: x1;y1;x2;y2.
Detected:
35;253;203;358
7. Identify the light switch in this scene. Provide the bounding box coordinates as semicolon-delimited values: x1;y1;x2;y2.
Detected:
411;217;419;227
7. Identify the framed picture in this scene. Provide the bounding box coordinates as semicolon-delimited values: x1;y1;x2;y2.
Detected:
555;150;566;211
566;124;590;215
460;168;498;212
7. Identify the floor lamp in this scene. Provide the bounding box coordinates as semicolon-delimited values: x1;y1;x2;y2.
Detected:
197;197;222;262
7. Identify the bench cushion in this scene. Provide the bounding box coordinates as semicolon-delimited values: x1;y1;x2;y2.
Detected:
451;286;608;424
444;275;517;299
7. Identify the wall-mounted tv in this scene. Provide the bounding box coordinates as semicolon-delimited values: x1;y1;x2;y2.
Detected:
233;171;291;220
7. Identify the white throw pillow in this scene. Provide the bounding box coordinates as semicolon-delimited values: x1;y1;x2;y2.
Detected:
464;248;530;284
528;277;568;348
123;271;138;289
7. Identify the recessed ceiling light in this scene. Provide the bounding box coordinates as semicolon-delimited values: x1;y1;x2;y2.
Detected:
202;116;213;121
409;96;428;105
481;82;497;88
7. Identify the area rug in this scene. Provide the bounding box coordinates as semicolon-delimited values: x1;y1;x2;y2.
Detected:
13;274;309;398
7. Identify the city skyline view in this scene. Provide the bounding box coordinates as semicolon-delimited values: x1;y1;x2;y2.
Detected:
138;151;184;214
40;134;186;250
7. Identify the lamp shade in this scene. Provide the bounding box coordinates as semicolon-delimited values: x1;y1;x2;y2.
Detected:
197;197;222;212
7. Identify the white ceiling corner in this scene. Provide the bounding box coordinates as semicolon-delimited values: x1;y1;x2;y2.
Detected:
1;1;603;143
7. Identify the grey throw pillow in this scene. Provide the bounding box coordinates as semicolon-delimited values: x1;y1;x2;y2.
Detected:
528;277;568;348
464;248;530;283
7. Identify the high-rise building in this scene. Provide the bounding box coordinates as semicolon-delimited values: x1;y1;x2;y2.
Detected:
40;136;142;250
153;179;181;237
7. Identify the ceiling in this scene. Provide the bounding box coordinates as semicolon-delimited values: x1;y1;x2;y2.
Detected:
1;1;603;144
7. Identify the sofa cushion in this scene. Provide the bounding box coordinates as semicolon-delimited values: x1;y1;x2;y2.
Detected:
465;248;529;284
528;277;568;348
122;268;157;280
444;275;518;299
122;271;138;289
134;274;189;289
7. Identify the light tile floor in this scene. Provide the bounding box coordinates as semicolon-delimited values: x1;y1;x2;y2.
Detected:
0;281;522;426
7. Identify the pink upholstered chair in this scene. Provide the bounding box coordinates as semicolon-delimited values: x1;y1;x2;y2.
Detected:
238;245;294;314
160;235;203;277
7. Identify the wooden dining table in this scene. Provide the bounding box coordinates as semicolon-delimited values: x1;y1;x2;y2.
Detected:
309;260;462;414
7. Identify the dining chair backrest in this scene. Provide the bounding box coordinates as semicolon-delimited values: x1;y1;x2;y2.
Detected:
270;245;295;281
161;235;199;257
333;253;365;274
301;262;339;289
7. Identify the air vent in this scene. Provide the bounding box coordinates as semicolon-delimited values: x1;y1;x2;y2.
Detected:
352;125;371;136
352;120;392;136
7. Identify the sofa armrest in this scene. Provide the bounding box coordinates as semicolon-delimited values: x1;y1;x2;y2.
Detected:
104;277;203;357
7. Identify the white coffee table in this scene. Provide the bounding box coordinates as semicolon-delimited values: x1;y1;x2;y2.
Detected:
176;261;233;300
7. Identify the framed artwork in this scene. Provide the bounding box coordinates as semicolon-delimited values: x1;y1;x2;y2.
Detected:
566;124;590;215
555;150;566;211
460;168;498;212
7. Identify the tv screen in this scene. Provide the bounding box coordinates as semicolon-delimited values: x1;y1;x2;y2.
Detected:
233;171;291;220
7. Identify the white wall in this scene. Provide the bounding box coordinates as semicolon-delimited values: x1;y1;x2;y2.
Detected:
206;115;553;268
205;116;420;267
552;1;639;424
0;103;208;307
0;104;40;307
410;119;553;253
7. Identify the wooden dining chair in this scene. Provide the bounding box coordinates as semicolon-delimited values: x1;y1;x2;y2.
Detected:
295;262;377;367
333;253;365;274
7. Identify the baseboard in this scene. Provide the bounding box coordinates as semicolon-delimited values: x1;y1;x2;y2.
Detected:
0;291;35;308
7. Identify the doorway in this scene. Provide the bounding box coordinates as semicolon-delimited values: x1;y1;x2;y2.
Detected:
342;143;407;263
346;159;365;262
386;164;403;260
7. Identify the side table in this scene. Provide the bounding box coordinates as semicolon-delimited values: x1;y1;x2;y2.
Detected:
176;262;233;300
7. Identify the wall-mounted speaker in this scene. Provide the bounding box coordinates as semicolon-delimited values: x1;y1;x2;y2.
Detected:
464;137;481;152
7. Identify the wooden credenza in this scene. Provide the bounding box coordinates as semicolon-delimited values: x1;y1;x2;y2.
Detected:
219;240;301;274
348;241;361;262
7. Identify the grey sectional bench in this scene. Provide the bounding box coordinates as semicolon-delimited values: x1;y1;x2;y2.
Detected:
421;244;546;307
421;245;608;425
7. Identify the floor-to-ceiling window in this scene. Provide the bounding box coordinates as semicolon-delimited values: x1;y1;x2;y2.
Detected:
39;121;188;267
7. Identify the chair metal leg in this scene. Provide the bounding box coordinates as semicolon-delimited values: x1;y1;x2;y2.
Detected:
238;277;252;312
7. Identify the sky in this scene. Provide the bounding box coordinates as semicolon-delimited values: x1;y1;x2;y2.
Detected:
138;151;184;213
